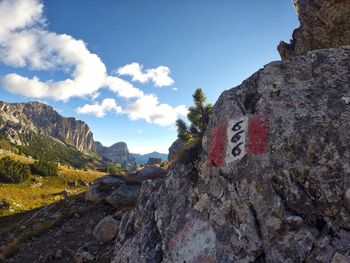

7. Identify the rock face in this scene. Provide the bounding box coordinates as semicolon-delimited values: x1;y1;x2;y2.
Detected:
167;139;182;162
112;2;350;262
113;46;350;262
95;142;136;167
0;101;94;152
278;0;350;59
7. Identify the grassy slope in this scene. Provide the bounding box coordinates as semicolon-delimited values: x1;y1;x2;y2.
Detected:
0;153;106;216
0;133;108;170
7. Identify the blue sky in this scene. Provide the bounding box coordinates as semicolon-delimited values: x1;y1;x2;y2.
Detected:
0;0;299;153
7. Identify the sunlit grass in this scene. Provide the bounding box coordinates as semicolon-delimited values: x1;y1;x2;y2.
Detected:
0;153;106;216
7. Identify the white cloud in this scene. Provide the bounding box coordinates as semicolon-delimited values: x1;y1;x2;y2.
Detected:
116;62;174;87
172;87;178;91
104;76;144;99
77;94;187;126
125;94;187;126
0;0;106;101
0;0;186;127
76;98;122;118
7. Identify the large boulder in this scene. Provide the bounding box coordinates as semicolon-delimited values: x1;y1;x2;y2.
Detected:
85;176;125;203
137;165;166;177
146;157;162;165
167;139;182;162
111;0;350;261
112;46;350;262
105;184;141;208
93;215;120;242
278;0;350;59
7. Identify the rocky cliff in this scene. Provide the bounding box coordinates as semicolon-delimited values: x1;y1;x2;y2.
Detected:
95;142;136;168
0;101;94;152
111;1;350;262
278;0;350;59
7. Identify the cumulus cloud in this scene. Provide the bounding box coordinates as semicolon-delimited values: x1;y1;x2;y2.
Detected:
0;0;185;126
104;76;144;99
125;94;188;126
76;98;122;118
116;62;174;87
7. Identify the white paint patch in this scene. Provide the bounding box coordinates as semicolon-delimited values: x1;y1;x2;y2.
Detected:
169;217;216;263
342;96;350;104
225;117;248;164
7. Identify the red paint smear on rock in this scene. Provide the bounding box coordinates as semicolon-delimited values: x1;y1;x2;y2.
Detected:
208;122;227;168
247;115;269;155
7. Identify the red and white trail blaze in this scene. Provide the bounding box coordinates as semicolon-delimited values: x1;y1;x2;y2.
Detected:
208;114;269;167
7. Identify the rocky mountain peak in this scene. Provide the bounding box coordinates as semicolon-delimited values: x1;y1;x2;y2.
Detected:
278;0;350;59
0;101;94;152
94;141;136;168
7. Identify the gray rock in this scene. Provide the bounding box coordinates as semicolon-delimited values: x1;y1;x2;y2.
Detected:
111;1;350;262
112;46;350;263
75;251;94;263
146;157;162;165
105;184;140;208
85;176;125;203
77;179;89;187
55;249;63;259
278;0;350;60
137;165;166;177
93;215;120;242
331;252;350;263
0;199;11;210
167;139;182;162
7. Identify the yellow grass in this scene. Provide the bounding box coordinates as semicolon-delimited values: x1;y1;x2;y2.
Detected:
0;153;106;216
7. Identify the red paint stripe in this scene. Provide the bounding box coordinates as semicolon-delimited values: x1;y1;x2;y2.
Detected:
208;122;227;167
247;115;269;155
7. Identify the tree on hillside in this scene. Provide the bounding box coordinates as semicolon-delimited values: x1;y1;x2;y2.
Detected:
174;88;212;163
176;88;213;142
0;157;31;184
31;159;59;177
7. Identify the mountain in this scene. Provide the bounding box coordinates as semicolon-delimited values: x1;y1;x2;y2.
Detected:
111;1;350;262
0;101;134;168
0;101;94;152
131;152;168;165
95;141;136;168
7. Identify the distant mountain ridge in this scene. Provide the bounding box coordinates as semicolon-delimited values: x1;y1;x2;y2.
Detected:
131;151;168;165
95;141;136;168
0;101;136;168
0;101;94;152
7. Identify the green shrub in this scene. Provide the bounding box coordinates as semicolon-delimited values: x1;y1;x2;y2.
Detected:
106;164;123;175
21;134;85;168
0;157;31;184
175;138;202;164
160;161;169;168
176;88;212;142
31;159;59;177
175;88;212;163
